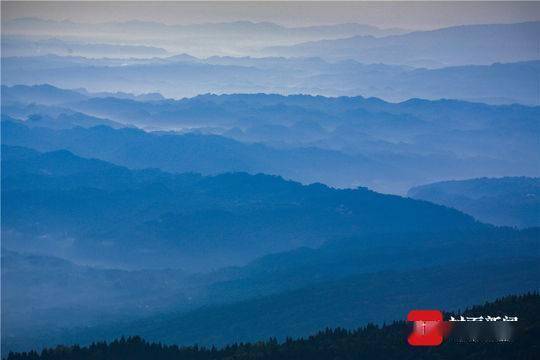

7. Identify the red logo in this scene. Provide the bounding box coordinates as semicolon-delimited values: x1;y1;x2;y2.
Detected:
407;310;444;346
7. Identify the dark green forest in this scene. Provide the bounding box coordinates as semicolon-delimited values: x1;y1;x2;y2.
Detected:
6;293;539;360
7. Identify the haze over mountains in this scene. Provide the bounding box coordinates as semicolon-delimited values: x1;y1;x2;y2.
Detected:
2;19;539;104
5;253;538;354
2;144;482;270
2;18;407;58
409;177;540;228
6;293;540;360
3;18;538;68
2;56;538;104
2;85;539;194
2;8;539;359
3;144;539;352
3;146;539;353
264;21;540;67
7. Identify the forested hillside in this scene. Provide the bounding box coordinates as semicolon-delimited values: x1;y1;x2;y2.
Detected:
2;5;539;359
3;145;539;354
6;293;539;360
1;144;482;270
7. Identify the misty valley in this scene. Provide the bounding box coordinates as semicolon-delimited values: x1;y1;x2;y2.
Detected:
1;3;539;359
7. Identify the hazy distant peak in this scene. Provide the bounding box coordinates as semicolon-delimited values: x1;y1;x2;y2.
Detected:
264;21;540;67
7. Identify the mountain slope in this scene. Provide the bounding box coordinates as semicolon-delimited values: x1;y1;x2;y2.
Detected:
5;260;538;354
1;250;193;332
200;227;540;304
2;148;538;355
1;119;399;190
2;145;483;270
110;259;540;347
7;293;539;360
0;84;88;105
409;177;540;228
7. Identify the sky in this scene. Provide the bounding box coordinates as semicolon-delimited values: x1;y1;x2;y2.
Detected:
2;1;540;30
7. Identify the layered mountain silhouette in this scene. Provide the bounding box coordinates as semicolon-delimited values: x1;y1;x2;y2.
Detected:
2;13;539;360
2;144;483;270
2;18;407;58
3;87;539;194
264;22;540;67
3;145;539;353
3;250;538;354
409;177;540;228
2;57;539;104
7;293;540;360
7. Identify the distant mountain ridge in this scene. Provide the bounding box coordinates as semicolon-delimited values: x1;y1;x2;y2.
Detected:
2;87;539;194
1;144;482;270
264;21;540;67
2;57;539;104
1;36;169;58
2;11;539;360
2;18;408;58
1;84;166;105
4;18;407;38
408;177;540;228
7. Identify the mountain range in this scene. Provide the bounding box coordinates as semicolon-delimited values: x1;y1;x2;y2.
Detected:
2;145;539;353
3;247;538;353
4;19;539;69
1;144;483;270
2;56;539;104
264;21;540;67
2;14;539;359
2;86;539;194
2;18;407;58
409;177;540;228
